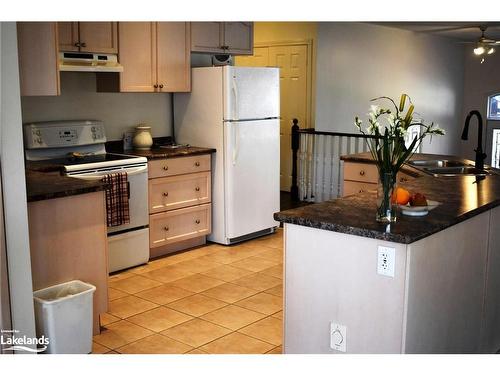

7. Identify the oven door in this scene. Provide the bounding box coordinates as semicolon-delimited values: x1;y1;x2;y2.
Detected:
67;164;149;233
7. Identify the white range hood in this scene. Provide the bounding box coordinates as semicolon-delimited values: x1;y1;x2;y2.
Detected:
58;52;124;72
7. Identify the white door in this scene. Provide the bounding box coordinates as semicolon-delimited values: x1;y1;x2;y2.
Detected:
223;66;280;121
224;119;280;240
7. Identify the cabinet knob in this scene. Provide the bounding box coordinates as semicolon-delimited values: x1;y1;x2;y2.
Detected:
194;161;200;167
359;170;365;176
163;192;169;197
195;187;200;192
221;45;229;50
81;42;86;48
400;177;408;183
359;189;364;193
195;219;200;224
159;84;164;89
163;166;168;171
154;84;159;89
164;226;169;231
74;42;81;47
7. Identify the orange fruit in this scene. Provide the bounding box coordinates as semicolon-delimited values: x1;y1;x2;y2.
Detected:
392;187;411;205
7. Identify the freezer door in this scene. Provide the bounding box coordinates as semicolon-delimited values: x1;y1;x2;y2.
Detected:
224;119;280;240
223;66;280;121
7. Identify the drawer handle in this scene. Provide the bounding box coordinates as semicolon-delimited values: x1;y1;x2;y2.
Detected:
163;166;169;171
359;170;365;176
195;187;200;192
194;161;200;167
164;226;169;231
195;219;200;224
359;189;364;193
163;192;169;197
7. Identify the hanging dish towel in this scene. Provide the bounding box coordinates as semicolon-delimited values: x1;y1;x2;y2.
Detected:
102;172;130;227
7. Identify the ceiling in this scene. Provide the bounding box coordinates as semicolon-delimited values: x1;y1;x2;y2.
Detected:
377;22;500;42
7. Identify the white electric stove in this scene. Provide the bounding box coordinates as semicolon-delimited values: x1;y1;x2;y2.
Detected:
24;120;150;272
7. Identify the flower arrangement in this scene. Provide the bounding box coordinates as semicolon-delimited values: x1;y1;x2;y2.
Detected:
354;94;445;222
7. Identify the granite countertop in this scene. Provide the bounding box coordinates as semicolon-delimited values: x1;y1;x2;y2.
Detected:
275;153;500;244
119;146;216;160
26;169;108;203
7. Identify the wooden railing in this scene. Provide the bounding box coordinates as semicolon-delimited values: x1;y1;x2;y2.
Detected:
290;119;377;202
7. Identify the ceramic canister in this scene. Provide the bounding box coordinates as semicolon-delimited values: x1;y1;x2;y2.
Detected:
132;125;153;150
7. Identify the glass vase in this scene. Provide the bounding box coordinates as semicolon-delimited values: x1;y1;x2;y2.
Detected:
376;171;397;223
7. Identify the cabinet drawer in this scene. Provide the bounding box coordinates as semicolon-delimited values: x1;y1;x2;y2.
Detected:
150;204;211;248
343;180;377;197
149;171;211;213
343;162;378;183
149;154;211;178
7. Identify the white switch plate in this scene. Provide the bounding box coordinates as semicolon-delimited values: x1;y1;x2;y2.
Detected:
377;245;395;277
330;322;347;352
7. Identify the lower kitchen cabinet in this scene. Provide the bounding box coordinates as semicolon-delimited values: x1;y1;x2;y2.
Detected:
147;153;213;258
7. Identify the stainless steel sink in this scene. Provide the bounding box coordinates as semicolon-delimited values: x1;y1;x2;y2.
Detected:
424;166;491;177
407;159;469;168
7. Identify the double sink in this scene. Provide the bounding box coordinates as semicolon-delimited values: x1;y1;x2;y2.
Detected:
407;159;495;177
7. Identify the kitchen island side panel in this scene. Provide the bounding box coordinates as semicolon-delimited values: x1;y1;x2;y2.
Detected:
404;211;489;353
284;224;408;353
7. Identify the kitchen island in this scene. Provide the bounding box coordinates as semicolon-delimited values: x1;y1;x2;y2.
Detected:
274;153;500;354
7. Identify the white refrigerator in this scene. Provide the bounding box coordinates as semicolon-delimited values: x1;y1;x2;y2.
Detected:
174;66;280;245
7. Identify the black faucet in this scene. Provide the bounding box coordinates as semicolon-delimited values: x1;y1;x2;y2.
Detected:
462;110;487;171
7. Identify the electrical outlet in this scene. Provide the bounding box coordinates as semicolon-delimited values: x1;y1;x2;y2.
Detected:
330;322;347;352
377;246;395;277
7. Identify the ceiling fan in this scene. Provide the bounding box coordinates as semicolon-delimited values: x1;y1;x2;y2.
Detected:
465;25;500;62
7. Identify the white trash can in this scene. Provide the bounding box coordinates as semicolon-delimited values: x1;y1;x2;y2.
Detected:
33;280;96;354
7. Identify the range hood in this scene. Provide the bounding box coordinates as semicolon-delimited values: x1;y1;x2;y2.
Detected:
59;52;124;72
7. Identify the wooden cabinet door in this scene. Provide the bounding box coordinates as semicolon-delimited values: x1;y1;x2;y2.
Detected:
190;22;223;53
58;22;79;52
79;22;118;53
156;22;191;92
17;22;60;96
118;22;157;92
223;22;253;55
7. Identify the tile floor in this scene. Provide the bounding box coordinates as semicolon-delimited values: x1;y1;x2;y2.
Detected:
92;229;284;354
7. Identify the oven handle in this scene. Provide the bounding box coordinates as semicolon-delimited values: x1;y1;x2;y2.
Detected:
68;165;148;181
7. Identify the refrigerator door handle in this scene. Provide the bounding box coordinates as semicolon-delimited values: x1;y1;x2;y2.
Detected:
231;75;239;121
232;122;240;165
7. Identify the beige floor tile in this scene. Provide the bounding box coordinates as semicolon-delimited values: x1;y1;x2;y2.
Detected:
200;332;274;354
108;287;128;301
116;334;193;354
100;312;121;326
134;284;195;305
239;316;283;346
169;274;225;293
128;257;182;275
201;282;259;304
141;264;194;284
187;348;208;354
161;318;231;347
109;275;163;294
232;273;282;292
254;248;284;263
198;247;255;264
126;306;193;332
167;293;227;317
200;264;254;282
200;305;266;330
108;295;159;319
173;257;221;274
230;256;279;272
93;320;154;350
266;345;283;354
272;310;283;320
92;341;111;354
264;284;283;297
259;264;283;279
109;272;135;282
235;292;282;315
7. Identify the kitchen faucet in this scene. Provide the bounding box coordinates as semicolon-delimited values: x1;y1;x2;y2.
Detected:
462;110;487;171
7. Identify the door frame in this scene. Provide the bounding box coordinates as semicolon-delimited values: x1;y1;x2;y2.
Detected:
252;39;314;130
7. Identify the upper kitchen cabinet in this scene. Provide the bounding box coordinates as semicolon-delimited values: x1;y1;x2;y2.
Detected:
107;22;190;93
191;22;253;55
17;22;60;96
58;22;118;54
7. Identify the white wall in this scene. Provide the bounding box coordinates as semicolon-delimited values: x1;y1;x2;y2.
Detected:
315;23;465;155
461;51;500;161
21;72;172;141
0;22;36;350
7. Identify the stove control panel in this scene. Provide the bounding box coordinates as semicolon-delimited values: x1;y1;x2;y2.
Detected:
24;120;106;149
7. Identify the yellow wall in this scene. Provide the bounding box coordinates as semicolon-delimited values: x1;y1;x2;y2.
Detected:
252;22;317;127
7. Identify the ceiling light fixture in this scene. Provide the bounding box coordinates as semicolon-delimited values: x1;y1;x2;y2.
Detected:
474;46;486;55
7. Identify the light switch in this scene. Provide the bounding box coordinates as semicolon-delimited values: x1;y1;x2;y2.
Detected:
330;322;347;352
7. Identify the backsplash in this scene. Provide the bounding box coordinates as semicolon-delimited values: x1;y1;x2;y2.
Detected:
20;72;172;141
